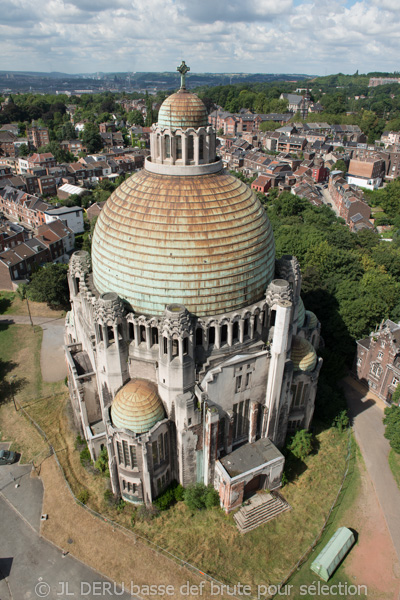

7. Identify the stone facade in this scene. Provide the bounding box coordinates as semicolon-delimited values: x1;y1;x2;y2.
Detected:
65;75;322;512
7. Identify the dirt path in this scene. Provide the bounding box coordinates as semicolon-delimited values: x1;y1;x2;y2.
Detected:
345;459;400;600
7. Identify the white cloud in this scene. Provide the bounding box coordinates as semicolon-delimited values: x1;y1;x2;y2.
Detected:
0;0;400;75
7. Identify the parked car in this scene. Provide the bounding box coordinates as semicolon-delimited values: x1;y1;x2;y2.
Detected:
0;449;17;465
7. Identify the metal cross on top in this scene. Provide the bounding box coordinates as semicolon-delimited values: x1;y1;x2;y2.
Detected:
177;60;190;89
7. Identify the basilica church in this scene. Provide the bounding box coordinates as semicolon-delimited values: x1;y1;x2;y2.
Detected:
65;63;322;513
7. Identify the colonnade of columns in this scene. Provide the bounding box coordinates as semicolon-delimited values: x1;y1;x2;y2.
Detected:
150;127;216;166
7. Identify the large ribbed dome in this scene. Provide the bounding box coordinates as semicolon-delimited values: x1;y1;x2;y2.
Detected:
91;169;275;316
111;379;165;433
158;89;208;130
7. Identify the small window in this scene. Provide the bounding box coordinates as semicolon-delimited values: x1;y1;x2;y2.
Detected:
196;328;203;346
188;135;194;161
172;338;179;357
122;440;130;466
208;326;215;345
176;135;182;160
183;337;189;355
235;375;242;393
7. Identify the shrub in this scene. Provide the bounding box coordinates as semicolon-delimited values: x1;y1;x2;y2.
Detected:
153;480;184;511
94;447;109;476
383;405;400;454
77;489;89;504
75;434;85;449
184;483;220;511
116;498;126;513
333;409;349;432
79;447;91;466
103;489;114;505
287;429;313;461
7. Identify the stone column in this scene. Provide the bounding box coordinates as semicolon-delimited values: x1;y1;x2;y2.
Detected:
239;319;245;343
249;401;259;443
145;325;151;350
227;322;233;347
265;300;292;443
142;444;153;505
250;316;255;339
170;134;176;165
194;134;200;164
215;324;221;349
182;133;187;165
134;323;140;347
178;338;183;362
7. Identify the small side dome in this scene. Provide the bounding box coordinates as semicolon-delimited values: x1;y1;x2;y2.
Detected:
158;89;208;130
297;297;305;328
291;336;317;372
306;310;318;329
111;379;165;433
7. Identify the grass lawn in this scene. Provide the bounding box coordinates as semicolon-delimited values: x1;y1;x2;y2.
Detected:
0;321;360;597
388;449;400;491
0;291;65;318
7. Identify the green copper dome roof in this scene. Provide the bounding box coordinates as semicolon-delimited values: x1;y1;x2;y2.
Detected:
297;297;305;328
111;379;165;433
92;168;276;317
291;336;317;372
158;89;208;130
306;310;318;329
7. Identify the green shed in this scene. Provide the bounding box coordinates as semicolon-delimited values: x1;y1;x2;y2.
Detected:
310;527;355;581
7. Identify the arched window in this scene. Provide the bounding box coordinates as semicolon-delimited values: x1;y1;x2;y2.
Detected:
196;328;203;346
140;325;146;343
176;135;182;160
243;318;249;338
208;326;215;345
188;135;194;161
164;135;171;158
233;321;239;343
199;135;204;160
221;324;228;345
151;327;159;345
172;338;179;357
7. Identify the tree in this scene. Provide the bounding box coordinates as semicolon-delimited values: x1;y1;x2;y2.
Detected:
287;430;313;460
332;159;348;174
38;141;74;164
127;110;144;126
383;405;400;453
18;143;29;157
82;123;103;153
183;483;219;510
26;263;69;308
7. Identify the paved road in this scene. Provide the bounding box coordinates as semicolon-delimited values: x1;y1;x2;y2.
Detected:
343;377;400;563
0;315;67;382
0;494;133;600
0;458;133;600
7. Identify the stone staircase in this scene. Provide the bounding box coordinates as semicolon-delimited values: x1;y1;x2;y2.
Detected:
233;491;291;533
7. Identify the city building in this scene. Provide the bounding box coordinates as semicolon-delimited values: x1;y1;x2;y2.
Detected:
65;64;322;513
354;320;400;404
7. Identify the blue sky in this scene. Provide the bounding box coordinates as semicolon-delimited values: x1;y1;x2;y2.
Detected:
0;0;399;76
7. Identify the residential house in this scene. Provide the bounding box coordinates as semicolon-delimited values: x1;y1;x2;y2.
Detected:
44;205;84;233
0;131;17;157
347;157;385;190
354;319;400;404
0;220;25;252
251;175;272;194
0;239;50;290
27;126;50;149
36;220;74;262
